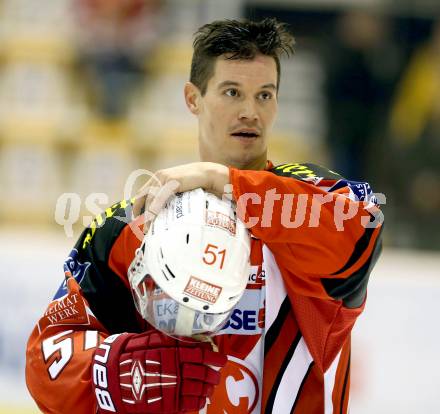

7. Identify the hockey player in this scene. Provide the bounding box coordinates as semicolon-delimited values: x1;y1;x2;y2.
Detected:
26;18;383;413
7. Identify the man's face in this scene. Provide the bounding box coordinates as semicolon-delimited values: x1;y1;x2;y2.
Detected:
187;54;278;170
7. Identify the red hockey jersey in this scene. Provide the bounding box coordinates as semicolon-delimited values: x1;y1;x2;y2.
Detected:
26;162;383;413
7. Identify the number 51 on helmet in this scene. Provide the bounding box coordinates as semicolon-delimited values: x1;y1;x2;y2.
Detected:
128;188;251;339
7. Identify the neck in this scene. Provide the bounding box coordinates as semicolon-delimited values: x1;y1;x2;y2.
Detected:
229;156;267;171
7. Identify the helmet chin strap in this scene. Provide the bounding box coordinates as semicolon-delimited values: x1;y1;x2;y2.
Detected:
174;305;195;337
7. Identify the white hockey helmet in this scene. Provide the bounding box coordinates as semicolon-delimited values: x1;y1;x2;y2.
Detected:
128;188;251;338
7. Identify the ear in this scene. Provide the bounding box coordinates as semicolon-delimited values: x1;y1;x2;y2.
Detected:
184;82;201;115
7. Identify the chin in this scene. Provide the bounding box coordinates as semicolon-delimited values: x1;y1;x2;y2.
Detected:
224;151;262;169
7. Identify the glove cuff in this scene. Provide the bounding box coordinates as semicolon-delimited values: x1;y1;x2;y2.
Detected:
93;332;136;414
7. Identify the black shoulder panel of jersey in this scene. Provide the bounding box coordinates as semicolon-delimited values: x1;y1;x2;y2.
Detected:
72;199;142;334
270;163;344;182
321;224;383;308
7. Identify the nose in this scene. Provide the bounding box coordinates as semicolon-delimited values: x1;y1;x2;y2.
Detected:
238;98;259;122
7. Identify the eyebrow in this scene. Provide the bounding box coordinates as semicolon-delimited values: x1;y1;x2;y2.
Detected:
217;80;277;90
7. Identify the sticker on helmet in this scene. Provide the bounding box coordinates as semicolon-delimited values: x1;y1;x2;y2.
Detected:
205;210;236;235
184;276;223;304
175;192;184;219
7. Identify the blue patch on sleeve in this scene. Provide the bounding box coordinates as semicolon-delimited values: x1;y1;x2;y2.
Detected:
53;248;91;299
329;179;378;205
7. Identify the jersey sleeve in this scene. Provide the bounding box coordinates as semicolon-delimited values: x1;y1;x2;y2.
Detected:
229;163;383;371
25;200;145;414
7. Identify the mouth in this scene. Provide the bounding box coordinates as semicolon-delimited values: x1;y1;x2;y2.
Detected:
230;129;260;139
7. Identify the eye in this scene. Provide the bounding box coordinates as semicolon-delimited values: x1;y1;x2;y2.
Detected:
258;91;273;100
225;88;239;97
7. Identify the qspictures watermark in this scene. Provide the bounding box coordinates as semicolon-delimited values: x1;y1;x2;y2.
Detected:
235;189;385;230
54;169;385;241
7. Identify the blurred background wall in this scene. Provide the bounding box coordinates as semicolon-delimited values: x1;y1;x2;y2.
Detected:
0;0;439;412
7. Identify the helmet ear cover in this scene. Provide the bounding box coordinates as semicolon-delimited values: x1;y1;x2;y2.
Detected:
128;188;251;338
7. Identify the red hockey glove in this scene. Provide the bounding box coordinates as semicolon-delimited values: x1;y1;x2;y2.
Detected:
92;330;227;414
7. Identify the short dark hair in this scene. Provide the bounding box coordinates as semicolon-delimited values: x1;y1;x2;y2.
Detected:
190;18;295;95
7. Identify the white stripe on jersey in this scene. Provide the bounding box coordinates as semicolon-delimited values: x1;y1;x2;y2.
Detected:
263;245;288;331
324;349;342;414
272;336;314;412
241;337;264;414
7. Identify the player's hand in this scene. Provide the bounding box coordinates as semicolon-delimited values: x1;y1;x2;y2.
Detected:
92;330;227;414
131;162;230;231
